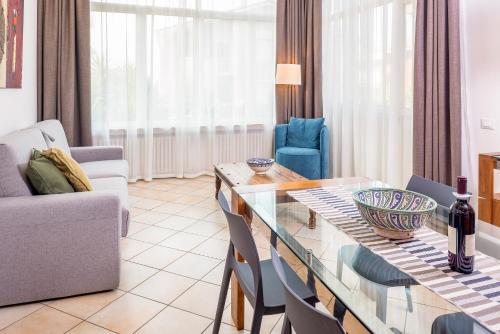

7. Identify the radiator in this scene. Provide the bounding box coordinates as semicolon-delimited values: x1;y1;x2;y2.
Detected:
93;125;273;180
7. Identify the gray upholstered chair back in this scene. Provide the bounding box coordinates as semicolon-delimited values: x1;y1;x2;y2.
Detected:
271;247;345;334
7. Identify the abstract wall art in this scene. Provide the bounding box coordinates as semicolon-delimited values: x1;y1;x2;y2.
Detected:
0;0;23;88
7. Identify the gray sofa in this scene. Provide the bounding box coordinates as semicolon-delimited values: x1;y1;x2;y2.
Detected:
0;120;129;307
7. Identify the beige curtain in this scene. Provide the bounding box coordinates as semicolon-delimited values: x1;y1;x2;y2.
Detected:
276;0;322;124
37;0;92;147
413;0;461;186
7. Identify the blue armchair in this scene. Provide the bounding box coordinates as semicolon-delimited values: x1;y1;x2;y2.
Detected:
275;117;330;180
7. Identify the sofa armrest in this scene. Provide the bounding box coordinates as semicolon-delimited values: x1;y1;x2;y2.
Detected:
275;124;288;153
320;126;330;178
70;146;124;163
0;192;121;305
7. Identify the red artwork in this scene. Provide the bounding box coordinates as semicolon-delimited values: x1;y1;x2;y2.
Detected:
0;0;23;88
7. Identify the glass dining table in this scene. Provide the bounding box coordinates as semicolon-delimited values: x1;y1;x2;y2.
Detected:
229;177;495;334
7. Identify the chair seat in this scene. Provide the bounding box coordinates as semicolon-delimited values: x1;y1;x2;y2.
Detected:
237;258;318;313
276;147;321;180
340;245;417;287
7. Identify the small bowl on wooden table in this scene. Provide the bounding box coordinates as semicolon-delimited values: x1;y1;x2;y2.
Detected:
352;188;437;239
246;158;274;174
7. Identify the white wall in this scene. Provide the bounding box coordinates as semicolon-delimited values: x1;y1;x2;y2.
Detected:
0;0;37;136
461;0;500;196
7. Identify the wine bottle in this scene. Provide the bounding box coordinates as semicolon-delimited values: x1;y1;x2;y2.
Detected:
448;176;476;274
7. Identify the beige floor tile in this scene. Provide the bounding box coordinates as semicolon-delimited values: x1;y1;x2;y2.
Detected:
46;290;124;320
118;260;159;291
164;253;221;279
127;222;151;236
128;195;143;205
177;206;215;219
132;198;165;210
129;226;177;244
120;238;152;260
161;178;190;185
0;303;43;330
203;322;249;334
183;220;226;237
201;261;225;285
168;185;196;195
191;238;229;260
203;210;226;224
152;202;190;215
190;188;214;198
159;231;207;251
133;211;170;225
66;321;114;334
136;306;212;334
153;191;180;202
130;245;186;269
211;227;230;241
155;215;198;231
171;281;228;319
131;271;197;304
88;294;164;334
174;195;207;205
129;207;147;218
221;299;282;333
2;306;81;334
196;198;221;210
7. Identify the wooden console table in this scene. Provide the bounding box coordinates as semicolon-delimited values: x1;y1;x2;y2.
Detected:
478;153;500;227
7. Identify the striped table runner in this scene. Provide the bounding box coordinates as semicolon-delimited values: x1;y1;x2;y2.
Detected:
288;186;500;333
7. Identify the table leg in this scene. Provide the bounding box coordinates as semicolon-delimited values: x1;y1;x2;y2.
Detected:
308;209;317;229
215;174;222;199
230;189;249;330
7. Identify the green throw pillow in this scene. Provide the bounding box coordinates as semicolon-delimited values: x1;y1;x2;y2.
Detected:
26;149;75;195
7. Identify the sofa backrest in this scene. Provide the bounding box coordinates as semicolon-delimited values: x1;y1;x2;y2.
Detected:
0;127;48;194
0;145;32;197
33;120;71;155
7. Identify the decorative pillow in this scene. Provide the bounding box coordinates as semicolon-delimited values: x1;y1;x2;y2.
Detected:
286;117;325;149
26;150;75;195
0;144;31;197
41;148;93;192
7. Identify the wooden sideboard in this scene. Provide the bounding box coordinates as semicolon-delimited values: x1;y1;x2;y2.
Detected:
478;153;500;227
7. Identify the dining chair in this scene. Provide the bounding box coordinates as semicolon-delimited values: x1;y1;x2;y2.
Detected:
213;193;318;334
431;312;491;334
406;175;456;218
270;246;346;334
335;245;417;323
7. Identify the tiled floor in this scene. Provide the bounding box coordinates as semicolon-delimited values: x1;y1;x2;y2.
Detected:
0;176;290;334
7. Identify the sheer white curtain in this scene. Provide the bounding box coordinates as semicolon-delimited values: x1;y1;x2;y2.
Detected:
90;0;276;181
323;0;415;187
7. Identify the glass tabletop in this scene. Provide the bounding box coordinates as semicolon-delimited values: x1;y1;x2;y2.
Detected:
239;179;493;334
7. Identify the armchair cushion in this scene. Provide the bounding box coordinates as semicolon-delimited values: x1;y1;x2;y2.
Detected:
276;147;321;180
26;150;75;195
286;117;325;149
42;148;93;192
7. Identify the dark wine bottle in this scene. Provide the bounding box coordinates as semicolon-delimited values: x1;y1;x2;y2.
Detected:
448;176;476;274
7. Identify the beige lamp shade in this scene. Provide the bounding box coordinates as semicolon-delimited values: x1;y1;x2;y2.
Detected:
275;64;301;85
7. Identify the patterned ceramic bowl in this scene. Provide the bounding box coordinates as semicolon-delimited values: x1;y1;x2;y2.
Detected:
247;158;274;174
352;188;437;239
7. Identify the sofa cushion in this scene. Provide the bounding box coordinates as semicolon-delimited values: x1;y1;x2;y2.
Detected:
42;148;93;192
0;145;31;197
286;117;325;149
26;150;75;195
80;160;129;179
276;146;321;180
91;177;130;237
0;128;48;193
33;120;71;155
